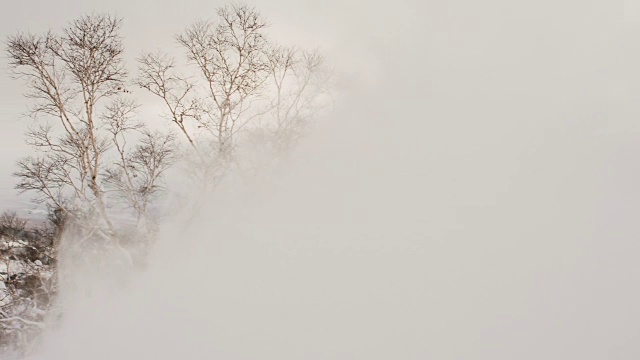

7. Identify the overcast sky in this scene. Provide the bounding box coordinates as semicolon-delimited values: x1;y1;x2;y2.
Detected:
5;1;640;358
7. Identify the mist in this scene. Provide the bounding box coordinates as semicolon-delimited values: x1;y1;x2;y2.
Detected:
7;0;640;359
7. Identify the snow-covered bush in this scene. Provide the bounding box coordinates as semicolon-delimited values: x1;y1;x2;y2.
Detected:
0;212;56;357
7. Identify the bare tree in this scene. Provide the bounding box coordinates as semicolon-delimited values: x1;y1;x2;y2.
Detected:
102;98;177;232
137;4;332;189
0;211;28;239
263;46;333;154
7;14;176;245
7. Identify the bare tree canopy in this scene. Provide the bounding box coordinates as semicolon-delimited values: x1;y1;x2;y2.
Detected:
7;14;176;239
137;4;332;180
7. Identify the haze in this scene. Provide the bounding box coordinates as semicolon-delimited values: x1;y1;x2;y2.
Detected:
2;0;640;359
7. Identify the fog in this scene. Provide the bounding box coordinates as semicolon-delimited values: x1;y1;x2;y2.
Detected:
5;0;640;358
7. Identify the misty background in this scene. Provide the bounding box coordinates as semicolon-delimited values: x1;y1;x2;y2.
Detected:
2;0;640;358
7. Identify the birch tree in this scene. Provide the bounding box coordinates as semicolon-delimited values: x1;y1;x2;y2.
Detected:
137;4;332;189
7;14;176;245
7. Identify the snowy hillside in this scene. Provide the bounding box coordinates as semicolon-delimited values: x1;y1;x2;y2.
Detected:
0;227;56;356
